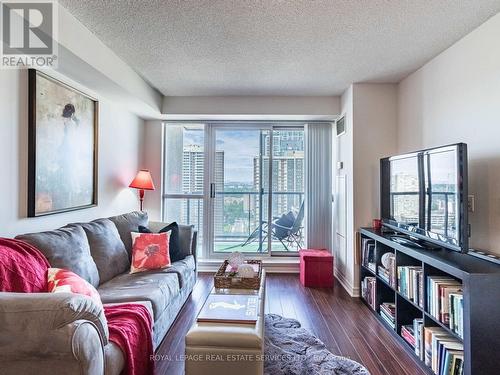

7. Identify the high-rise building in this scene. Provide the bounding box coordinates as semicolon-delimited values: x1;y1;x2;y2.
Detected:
182;145;204;193
254;131;304;217
264;130;304;157
181;145;224;236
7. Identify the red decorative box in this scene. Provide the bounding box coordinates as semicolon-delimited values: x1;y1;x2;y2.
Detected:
299;249;334;288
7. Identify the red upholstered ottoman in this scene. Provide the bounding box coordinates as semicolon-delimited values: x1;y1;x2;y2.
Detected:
299;249;334;287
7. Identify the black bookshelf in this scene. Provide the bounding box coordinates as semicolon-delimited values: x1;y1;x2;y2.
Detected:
359;227;500;375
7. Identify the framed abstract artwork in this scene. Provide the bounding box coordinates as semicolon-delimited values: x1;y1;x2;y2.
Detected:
28;69;98;217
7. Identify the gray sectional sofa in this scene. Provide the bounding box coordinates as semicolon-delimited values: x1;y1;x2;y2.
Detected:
0;211;197;375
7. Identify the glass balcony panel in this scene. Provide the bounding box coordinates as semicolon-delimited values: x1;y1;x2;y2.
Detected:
212;191;304;253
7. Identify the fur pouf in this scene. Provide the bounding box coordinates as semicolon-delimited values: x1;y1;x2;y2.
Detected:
264;314;370;375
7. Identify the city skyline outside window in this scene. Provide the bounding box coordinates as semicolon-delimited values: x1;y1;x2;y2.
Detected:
214;129;267;252
163;124;305;256
389;149;459;240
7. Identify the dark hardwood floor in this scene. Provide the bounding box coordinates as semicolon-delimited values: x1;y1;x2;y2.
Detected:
155;273;429;375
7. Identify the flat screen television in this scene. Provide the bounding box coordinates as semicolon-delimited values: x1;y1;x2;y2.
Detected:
380;143;468;252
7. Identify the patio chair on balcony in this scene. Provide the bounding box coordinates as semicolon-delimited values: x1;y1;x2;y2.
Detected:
242;202;305;252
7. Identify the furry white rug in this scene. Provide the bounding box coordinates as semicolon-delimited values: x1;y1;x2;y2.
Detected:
264;314;370;375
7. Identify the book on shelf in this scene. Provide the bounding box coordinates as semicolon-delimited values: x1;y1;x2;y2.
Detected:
437;340;463;375
440;347;464;375
424;327;442;367
448;293;464;338
401;324;416;348
450;353;464;375
379;311;395;329
197;294;259;324
424;326;463;375
380;302;395;318
418;269;424;308
361;276;376;309
397;265;423;306
413;318;424;359
427;276;463;338
361;238;376;272
379;302;395;329
377;265;390;283
441;285;462;325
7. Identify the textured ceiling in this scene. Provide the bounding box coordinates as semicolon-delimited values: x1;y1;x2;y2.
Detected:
59;0;500;96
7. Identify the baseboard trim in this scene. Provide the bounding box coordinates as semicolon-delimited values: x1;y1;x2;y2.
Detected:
334;268;360;297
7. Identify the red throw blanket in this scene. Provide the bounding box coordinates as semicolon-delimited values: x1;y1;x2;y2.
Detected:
0;238;49;292
104;303;154;375
1;237;154;375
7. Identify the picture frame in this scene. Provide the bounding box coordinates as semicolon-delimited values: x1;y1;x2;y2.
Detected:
28;69;99;217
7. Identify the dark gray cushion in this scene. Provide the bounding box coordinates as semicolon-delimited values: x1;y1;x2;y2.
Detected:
78;219;130;284
139;222;185;262
108;211;148;256
177;224;194;259
274;211;295;239
16;225;100;287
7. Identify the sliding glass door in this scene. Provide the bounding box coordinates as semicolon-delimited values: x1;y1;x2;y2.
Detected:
207;126;271;255
268;129;305;254
163;123;305;258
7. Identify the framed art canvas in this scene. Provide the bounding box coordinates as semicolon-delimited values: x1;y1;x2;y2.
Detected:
28;69;98;217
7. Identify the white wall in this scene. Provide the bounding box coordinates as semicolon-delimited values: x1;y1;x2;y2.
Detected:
398;13;500;255
0;69;144;237
333;86;354;294
163;96;340;120
353;84;398;233
142;120;164;221
56;4;163;118
334;83;398;296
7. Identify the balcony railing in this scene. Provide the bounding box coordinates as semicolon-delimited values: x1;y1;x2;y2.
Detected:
169;191;304;252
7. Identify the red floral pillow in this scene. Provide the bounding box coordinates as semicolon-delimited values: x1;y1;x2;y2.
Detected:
47;268;102;306
130;232;171;274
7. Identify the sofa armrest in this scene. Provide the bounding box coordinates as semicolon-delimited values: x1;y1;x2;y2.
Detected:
0;319;104;375
0;293;106;374
0;292;108;345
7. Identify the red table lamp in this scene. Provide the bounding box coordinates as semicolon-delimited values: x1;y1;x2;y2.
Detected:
129;169;155;211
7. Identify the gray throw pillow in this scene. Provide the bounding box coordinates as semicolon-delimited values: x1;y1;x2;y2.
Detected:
16;225;100;287
78;219;130;284
177;224;194;259
108;211;148;256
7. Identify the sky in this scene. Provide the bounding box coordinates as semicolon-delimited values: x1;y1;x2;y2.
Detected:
185;129;260;183
391;149;458;188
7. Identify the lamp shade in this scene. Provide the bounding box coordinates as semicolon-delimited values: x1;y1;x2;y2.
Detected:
129;170;155;190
